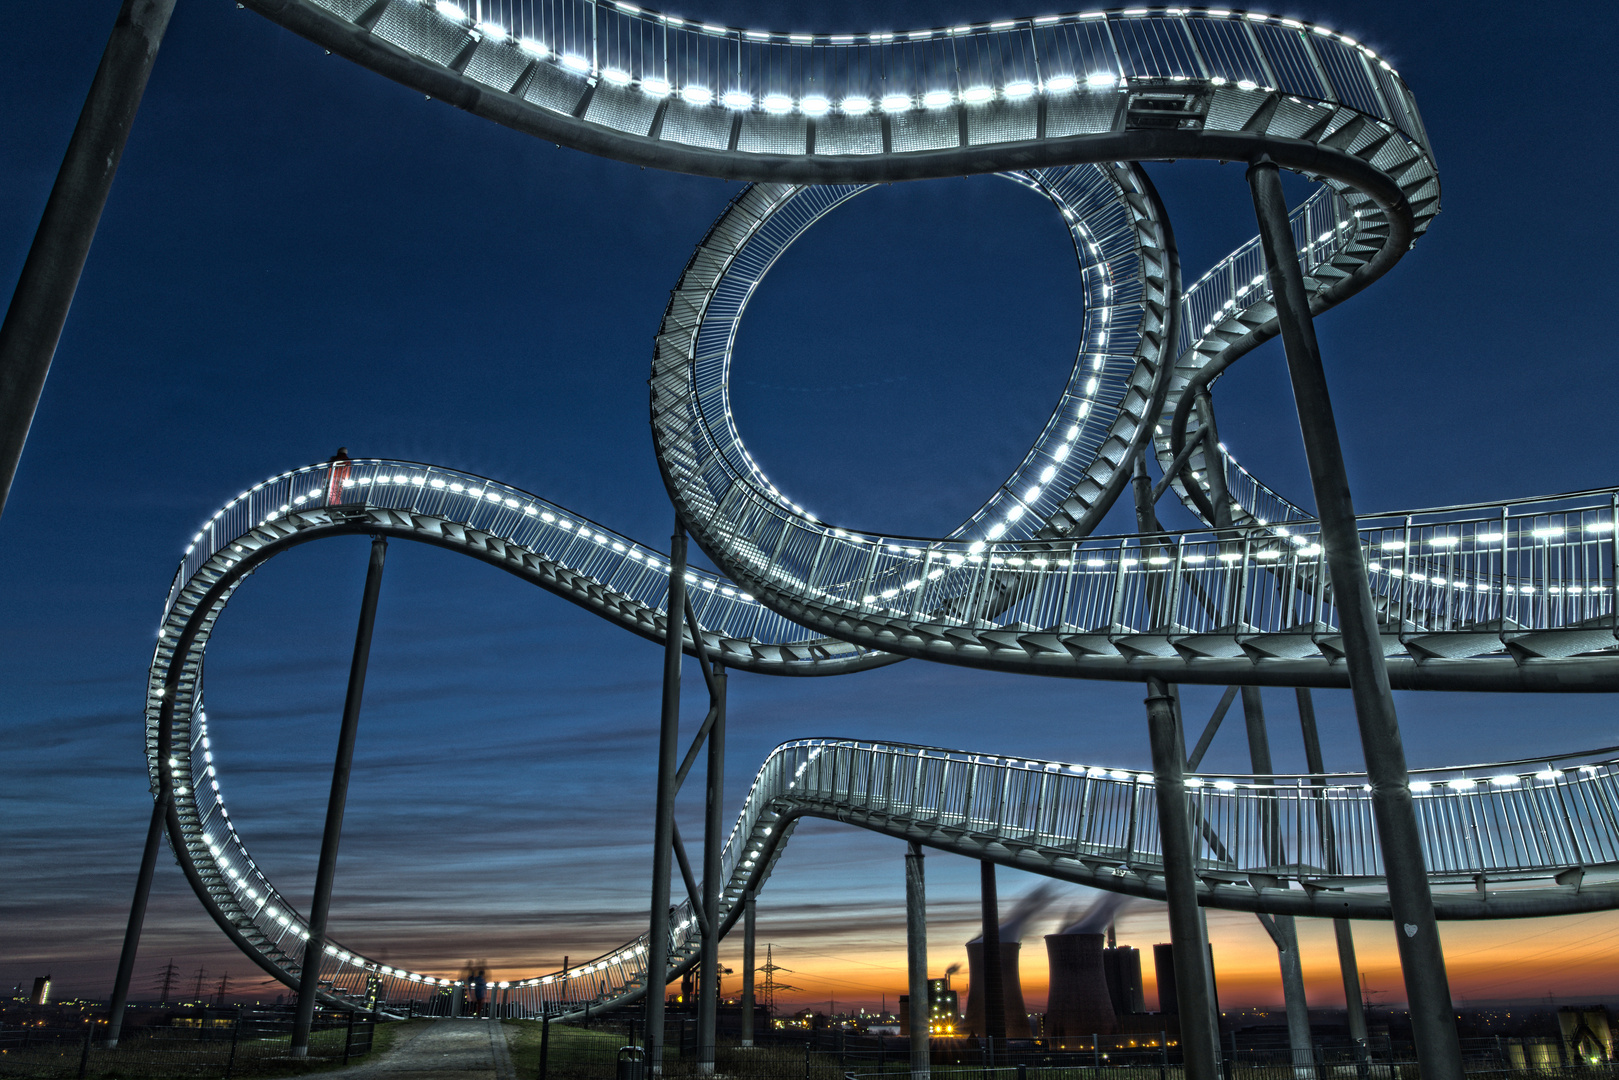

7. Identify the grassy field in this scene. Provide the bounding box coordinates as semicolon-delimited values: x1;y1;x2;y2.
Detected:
0;1017;402;1080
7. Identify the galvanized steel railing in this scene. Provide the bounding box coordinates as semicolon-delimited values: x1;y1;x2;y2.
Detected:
674;481;1619;662
230;735;1619;1017
145;458;893;1018
328;0;1427;152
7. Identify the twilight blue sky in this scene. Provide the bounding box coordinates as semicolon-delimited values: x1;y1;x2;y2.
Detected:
2;0;1617;1011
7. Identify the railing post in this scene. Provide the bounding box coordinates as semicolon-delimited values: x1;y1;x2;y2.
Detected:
223;1006;241;1080
292;537;388;1057
1247;156;1463;1080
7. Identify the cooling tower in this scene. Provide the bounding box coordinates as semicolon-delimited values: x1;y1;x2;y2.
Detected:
964;941;1031;1038
1154;943;1178;1015
1044;933;1119;1039
1102;946;1144;1017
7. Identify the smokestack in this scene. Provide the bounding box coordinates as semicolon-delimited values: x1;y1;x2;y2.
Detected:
1044;933;1118;1041
1154;944;1178;1015
964;941;1031;1038
1154;942;1217;1017
1103;946;1144;1017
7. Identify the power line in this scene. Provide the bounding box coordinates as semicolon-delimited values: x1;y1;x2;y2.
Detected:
151;960;178;1007
758;944;798;1015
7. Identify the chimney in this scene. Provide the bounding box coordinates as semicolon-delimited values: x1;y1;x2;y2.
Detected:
1103;946;1144;1017
1044;933;1119;1041
1154;944;1178;1015
964;941;1031;1038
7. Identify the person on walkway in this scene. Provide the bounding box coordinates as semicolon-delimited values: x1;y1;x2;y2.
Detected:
326;447;352;505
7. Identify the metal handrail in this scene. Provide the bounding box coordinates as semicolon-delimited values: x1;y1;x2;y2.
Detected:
271;1;1428;154
264;735;1619;1018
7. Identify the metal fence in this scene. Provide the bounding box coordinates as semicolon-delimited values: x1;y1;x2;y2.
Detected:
0;1011;374;1079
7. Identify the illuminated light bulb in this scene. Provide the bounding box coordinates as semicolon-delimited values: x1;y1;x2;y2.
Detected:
1085;72;1116;89
841;96;872;114
723;90;753;109
682;85;714;105
881;93;912;112
641;77;672;97
434;1;467;21
800;95;831;116
961;85;994;104
1046;74;1078;92
602;67;632;86
1409;780;1432;793
562;53;591;72
1005;80;1035;99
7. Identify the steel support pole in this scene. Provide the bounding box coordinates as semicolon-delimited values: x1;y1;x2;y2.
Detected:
1145;675;1220;1080
905;842;929;1080
978;859;1006;1056
1248;158;1462;1080
740;889;756;1047
697;662;726;1075
1296;689;1368;1050
646;524;689;1075
105;791;170;1047
1193;392;1232;532
1241;687;1312;1074
0;0;176;523
291;537;387;1056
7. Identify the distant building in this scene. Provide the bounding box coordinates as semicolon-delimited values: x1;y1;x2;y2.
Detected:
899;977;960;1036
29;977;50;1006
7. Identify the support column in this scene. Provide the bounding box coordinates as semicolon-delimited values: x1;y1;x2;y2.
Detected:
1193;392;1232;531
905;842;929;1080
0;0;176;522
1241;688;1312;1074
697;662;726;1074
646;524;689;1075
1145;676;1220;1080
291;537;387;1056
1248;158;1461;1080
978;860;1006;1058
740;889;756;1047
105;792;170;1047
1296;689;1368;1050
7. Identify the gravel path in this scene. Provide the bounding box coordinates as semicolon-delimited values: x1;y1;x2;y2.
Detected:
325;1019;516;1080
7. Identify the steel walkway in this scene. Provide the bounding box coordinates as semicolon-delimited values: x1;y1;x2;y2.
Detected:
146;464;1619;1021
134;0;1617;1028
